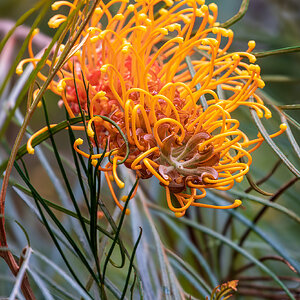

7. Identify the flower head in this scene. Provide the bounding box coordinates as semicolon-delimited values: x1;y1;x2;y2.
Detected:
21;0;286;216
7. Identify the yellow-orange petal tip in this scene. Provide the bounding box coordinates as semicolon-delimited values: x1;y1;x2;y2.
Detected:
235;199;242;206
121;195;128;202
265;112;272;119
280;123;287;131
27;147;35;155
236;176;243;183
118;182;125;189
75;138;83;145
51;3;59;10
32;28;40;36
209;3;218;12
87;128;95;138
248;40;256;49
16;66;23;75
57;80;66;92
164;0;174;6
100;65;108;72
128;4;134;11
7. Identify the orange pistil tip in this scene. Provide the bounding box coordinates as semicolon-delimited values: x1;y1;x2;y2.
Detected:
121;195;128;202
27;124;57;155
97;211;104;219
21;0;286;216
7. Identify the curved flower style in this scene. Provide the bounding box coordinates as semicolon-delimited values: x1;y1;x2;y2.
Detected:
20;0;286;217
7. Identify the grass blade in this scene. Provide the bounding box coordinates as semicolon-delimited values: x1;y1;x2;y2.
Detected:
150;205;296;300
120;227;142;299
9;247;32;300
33;250;92;300
27;268;55;300
249;100;300;177
228;189;300;225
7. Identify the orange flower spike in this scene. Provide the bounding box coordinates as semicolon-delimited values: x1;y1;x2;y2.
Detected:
27;125;57;154
16;58;41;75
120;180;139;202
51;1;77;11
21;0;287;216
104;170;130;215
143;158;170;186
28;29;40;62
112;156;125;189
166;187;197;213
242;124;287;151
194;199;242;210
131;147;159;170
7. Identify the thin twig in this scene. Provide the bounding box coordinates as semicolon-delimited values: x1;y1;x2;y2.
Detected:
277;104;300;110
238;276;300;283
218;159;282;264
244;159;282;193
254;46;300;58
237;289;298;300
238;177;299;248
220;0;250;28
234;255;297;276
238;284;300;293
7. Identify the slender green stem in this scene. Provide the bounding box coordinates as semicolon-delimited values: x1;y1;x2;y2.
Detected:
254;46;300;58
277;104;300;110
237;177;299;249
250;98;300;177
220;0;250;28
120;227;142;299
13;184;114;239
262;75;300;83
102;179;139;285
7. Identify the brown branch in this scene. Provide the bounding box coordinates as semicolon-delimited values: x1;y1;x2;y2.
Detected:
0;248;36;299
238;275;300;283
226;177;299;279
244;159;282;193
238;284;300;293
238;177;299;248
233;255;297;276
237;289;298;300
220;0;250;28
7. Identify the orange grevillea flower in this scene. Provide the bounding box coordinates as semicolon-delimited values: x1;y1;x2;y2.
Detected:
20;0;286;217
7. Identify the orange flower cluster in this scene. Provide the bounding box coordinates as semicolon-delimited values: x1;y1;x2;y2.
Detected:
20;0;286;217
